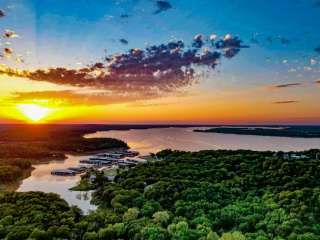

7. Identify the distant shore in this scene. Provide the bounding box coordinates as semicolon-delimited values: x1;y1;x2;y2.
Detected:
194;126;320;138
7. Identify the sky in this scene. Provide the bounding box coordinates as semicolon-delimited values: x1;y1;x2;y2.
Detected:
0;0;319;124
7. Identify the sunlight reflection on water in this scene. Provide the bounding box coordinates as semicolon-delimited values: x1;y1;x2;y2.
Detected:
86;127;320;155
17;154;97;214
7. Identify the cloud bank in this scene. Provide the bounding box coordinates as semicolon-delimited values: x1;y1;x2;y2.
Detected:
0;34;248;103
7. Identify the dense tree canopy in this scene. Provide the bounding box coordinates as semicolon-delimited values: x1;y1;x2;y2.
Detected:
1;149;320;239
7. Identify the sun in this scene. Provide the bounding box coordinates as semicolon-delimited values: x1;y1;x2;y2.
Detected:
17;104;52;122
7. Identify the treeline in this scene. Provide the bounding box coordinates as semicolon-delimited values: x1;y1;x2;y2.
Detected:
0;125;128;161
0;159;31;183
194;126;320;138
1;149;320;239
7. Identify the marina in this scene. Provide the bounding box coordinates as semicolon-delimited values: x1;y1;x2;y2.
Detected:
51;150;143;176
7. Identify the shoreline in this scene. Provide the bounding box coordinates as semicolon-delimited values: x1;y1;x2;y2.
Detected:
194;126;320;139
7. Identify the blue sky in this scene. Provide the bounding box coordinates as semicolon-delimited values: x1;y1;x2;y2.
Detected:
2;0;319;83
0;0;319;124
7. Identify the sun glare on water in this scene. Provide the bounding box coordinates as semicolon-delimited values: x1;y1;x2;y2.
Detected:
17;104;52;122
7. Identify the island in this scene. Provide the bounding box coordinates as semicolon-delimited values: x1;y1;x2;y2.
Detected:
194;126;320;138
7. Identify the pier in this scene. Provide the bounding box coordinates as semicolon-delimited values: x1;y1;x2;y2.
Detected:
51;150;142;176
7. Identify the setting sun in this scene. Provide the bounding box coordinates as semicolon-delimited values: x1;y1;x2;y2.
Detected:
17;104;52;122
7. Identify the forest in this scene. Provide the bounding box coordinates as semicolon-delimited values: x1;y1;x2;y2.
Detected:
1;149;320;239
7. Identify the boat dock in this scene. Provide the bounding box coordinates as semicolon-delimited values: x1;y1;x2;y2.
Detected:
51;150;142;176
51;169;77;176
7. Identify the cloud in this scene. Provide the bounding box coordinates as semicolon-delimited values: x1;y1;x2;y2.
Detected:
0;9;5;18
153;1;172;14
3;29;19;38
273;100;299;104
272;83;302;88
129;101;178;108
6;90;143;106
120;14;129;18
3;47;13;58
119;38;128;45
0;34;248;100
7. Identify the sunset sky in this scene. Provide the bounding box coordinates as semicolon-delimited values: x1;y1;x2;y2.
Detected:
0;0;319;124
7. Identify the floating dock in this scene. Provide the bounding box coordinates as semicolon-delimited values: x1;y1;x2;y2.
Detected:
51;169;76;176
52;150;142;176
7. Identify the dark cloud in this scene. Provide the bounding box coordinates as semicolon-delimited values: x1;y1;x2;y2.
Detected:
215;35;249;58
120;14;129;18
119;38;129;45
0;9;5;18
273;83;302;88
0;34;248;100
192;34;204;48
273;100;299;104
153;1;172;14
3;47;13;58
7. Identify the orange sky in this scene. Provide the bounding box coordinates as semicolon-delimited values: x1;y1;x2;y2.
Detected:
0;1;319;125
1;75;319;124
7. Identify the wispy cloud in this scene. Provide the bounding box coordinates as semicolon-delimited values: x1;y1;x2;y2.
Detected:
273;100;299;104
6;90;144;106
154;1;172;14
129;101;179;108
272;83;302;89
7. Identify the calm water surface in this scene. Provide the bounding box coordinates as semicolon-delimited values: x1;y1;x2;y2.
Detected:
17;127;320;212
17;154;97;213
85;127;320;154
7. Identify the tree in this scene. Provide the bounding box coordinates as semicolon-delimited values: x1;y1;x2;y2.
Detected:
140;225;167;240
123;208;140;221
152;211;170;226
219;231;246;240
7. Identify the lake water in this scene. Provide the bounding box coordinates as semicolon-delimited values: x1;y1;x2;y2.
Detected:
16;127;320;212
17;154;97;214
85;127;320;154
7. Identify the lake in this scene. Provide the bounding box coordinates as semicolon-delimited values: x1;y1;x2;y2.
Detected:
85;127;320;154
17;154;97;214
16;127;320;212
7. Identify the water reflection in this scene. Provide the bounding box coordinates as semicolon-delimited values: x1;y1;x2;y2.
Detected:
17;154;96;214
85;127;320;155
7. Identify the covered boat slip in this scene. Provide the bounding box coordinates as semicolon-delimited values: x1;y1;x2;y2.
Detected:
51;150;143;176
51;169;77;176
